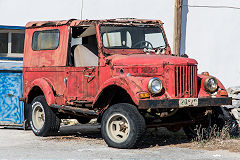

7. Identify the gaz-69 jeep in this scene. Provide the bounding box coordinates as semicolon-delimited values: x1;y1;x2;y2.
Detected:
22;18;232;148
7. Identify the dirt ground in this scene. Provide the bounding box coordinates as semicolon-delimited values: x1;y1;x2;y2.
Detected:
49;123;240;152
175;139;240;152
145;128;240;153
1;124;240;160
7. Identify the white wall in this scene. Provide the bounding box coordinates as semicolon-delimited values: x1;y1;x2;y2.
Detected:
0;0;175;49
182;0;240;88
2;0;238;88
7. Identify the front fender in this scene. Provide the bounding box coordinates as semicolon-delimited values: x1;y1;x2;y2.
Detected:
93;76;147;106
198;74;227;97
25;78;55;106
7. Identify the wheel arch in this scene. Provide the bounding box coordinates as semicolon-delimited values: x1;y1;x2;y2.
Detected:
93;84;136;111
25;78;56;106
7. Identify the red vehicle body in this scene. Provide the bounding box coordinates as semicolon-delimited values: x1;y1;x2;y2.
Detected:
22;18;231;148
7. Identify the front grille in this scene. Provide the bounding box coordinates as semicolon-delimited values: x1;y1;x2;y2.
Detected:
175;65;197;98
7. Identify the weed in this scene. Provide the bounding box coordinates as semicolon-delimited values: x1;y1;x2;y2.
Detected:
193;123;236;147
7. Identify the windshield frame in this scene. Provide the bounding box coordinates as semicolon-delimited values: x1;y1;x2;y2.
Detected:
99;24;168;52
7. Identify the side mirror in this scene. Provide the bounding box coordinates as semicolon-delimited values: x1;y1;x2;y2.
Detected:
181;54;188;58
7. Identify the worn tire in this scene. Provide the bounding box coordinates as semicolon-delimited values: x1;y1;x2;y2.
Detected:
214;107;239;137
29;95;59;136
183;106;236;140
101;103;146;149
49;114;61;135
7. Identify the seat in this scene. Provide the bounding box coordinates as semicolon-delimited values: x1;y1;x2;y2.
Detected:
73;45;98;67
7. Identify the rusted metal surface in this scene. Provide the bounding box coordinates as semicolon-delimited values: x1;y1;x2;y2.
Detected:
146;120;195;128
23;26;69;68
26;18;163;29
51;104;97;118
23;18;231;121
174;65;197;98
25;19;74;28
138;97;232;109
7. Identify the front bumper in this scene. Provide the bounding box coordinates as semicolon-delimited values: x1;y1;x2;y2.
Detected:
138;97;232;109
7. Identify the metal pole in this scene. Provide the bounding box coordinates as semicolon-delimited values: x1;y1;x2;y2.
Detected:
81;0;84;20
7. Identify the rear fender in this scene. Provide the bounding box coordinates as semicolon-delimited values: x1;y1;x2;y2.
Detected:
26;78;55;106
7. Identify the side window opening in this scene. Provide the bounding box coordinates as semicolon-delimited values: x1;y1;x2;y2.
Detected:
70;26;98;67
32;29;60;50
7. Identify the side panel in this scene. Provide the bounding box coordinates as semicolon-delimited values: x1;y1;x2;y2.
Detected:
23;67;66;105
66;67;85;99
0;61;24;125
23;25;70;105
66;67;98;102
23;25;69;67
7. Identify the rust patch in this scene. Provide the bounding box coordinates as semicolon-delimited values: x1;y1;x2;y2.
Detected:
26;18;163;28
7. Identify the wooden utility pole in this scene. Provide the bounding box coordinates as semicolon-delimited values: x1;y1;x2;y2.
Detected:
173;0;183;56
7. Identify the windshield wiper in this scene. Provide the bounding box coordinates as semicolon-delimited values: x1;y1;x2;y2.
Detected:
143;46;166;55
143;48;155;53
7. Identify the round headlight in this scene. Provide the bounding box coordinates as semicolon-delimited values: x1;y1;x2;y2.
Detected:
204;77;218;93
148;77;163;94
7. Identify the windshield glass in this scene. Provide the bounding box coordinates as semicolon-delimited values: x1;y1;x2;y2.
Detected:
100;25;166;49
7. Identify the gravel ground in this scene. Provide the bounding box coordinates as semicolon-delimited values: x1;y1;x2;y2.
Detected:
0;124;240;160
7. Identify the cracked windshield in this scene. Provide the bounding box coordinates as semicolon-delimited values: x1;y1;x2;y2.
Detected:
100;26;166;50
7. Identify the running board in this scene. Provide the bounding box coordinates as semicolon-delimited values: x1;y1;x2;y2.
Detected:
51;104;98;118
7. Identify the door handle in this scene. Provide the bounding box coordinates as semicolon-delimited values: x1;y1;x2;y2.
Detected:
84;75;95;78
64;77;68;85
83;67;95;74
83;67;95;78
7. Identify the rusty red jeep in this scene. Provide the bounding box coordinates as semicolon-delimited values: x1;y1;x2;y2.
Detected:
22;18;232;148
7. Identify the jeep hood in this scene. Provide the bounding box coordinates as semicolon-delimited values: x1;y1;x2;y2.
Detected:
110;54;198;66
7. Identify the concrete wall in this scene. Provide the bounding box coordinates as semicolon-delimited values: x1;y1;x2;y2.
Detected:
0;0;175;49
181;0;240;88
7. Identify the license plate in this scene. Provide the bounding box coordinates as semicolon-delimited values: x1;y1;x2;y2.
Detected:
179;98;198;107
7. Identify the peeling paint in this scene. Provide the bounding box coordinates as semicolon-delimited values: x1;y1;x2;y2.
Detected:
0;61;24;125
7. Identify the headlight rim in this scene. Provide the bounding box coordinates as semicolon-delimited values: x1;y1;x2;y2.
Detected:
148;77;163;94
204;77;218;93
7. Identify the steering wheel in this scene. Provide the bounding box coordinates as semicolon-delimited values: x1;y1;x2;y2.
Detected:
133;40;153;49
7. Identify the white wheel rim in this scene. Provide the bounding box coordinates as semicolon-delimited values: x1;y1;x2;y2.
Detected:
106;113;130;143
32;102;45;130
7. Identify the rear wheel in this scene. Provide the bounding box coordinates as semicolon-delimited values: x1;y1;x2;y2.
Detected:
30;95;60;136
183;107;236;140
101;103;146;149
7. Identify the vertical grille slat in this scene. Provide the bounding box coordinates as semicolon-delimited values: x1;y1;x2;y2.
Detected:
191;66;193;96
175;65;197;98
194;66;197;96
180;67;182;95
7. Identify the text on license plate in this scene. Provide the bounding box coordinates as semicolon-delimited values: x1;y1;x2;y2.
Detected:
179;98;198;107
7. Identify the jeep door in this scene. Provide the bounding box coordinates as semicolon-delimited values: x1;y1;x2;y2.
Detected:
65;26;99;103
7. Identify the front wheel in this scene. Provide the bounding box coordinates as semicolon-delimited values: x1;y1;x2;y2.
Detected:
101;103;146;149
30;95;60;136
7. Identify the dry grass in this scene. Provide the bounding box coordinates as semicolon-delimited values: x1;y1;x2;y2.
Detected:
173;124;240;152
192;124;231;142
